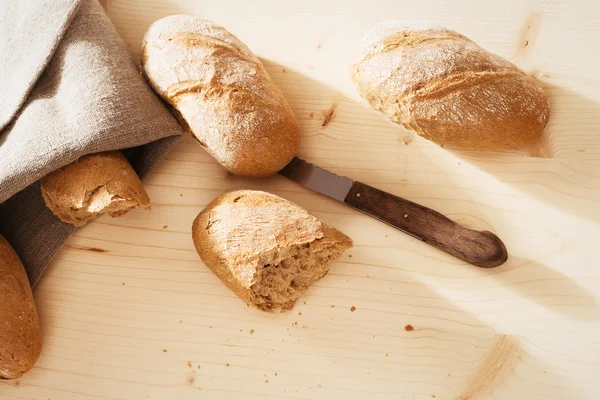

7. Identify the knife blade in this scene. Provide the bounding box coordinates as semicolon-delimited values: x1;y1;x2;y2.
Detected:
279;157;507;268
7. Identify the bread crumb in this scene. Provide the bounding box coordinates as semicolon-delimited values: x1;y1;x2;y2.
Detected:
298;312;302;316
432;396;436;398
180;194;183;197
385;234;388;238
122;282;125;286
386;353;388;357
265;379;269;383
356;192;361;197
188;376;195;384
331;305;335;308
350;306;356;312
163;225;168;229
198;365;201;369
240;329;243;332
303;301;307;305
209;325;212;328
348;254;352;258
282;68;286;73
309;112;314;118
162;349;167;353
187;361;192;367
405;324;414;331
226;363;230;367
404;214;408;218
294;322;298;325
250;329;255;334
275;372;278;376
180;320;183;324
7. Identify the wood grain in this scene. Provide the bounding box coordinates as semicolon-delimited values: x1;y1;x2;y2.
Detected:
2;0;599;399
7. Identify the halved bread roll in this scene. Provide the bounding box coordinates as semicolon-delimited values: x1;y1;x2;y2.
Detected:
192;190;353;311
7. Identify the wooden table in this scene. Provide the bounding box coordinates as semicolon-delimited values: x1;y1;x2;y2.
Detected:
2;0;599;399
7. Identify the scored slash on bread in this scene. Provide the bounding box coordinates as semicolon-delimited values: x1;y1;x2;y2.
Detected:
351;21;550;150
192;191;353;312
141;15;299;177
40;151;150;227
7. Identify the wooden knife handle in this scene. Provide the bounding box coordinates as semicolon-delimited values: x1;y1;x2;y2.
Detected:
344;181;508;268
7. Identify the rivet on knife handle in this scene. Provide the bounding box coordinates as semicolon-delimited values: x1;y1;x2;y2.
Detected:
344;181;508;268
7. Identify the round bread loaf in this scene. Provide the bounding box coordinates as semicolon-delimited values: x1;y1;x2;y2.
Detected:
0;235;42;379
351;21;550;150
192;190;353;312
142;16;299;176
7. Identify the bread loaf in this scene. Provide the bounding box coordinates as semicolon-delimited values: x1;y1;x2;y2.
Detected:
141;15;299;177
41;151;150;227
0;235;42;379
192;190;353;311
351;22;550;150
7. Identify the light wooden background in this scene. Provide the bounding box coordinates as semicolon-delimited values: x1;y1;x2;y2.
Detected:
2;0;600;399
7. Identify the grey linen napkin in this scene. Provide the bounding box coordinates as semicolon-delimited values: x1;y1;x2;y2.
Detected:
0;0;183;285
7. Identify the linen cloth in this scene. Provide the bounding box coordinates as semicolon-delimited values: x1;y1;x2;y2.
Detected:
0;0;183;285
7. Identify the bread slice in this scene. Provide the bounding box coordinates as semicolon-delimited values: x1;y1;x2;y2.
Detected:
0;235;42;379
192;190;353;312
40;151;151;227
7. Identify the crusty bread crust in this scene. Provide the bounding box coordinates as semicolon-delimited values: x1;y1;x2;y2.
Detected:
40;151;150;227
141;15;299;177
0;235;42;379
192;191;353;311
351;21;550;150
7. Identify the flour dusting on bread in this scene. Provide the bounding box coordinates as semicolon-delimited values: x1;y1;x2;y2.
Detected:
142;16;299;177
192;191;353;312
351;22;550;150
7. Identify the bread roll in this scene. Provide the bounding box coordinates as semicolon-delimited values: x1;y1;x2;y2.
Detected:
192;190;353;311
141;15;299;177
351;21;550;150
41;151;150;227
0;235;42;379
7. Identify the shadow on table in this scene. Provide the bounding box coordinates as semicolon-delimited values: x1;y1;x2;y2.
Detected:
487;256;598;321
248;60;580;398
447;81;600;222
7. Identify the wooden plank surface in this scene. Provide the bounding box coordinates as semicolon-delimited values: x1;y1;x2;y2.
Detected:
2;0;600;398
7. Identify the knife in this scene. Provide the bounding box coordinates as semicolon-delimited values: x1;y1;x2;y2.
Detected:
279;157;507;268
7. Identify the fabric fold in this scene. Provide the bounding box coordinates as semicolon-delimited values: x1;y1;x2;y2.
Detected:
0;0;184;285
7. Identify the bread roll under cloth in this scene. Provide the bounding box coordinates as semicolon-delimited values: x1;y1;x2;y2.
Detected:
192;190;353;312
41;151;150;227
351;21;550;150
142;15;299;176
